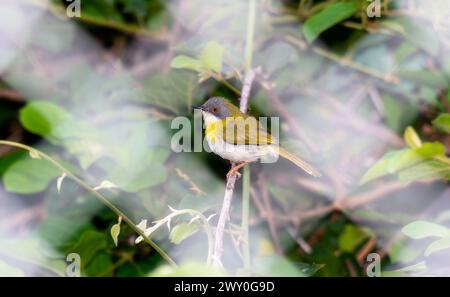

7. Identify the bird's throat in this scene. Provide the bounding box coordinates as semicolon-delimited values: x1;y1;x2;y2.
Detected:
205;122;218;139
203;111;221;143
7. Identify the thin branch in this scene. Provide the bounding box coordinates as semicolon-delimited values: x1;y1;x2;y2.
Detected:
263;84;319;153
249;186;267;218
301;88;404;147
0;89;24;102
136;208;214;265
24;0;168;41
287;225;312;254
250;184;283;254
345;259;358;277
272;180;416;225
0;204;45;233
258;173;282;254
239;67;261;111
212;68;258;267
283;34;400;84
338;181;409;210
213;173;238;266
356;238;377;264
0;140;177;267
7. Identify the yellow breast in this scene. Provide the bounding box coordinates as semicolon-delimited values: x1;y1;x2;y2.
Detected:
205;121;219;143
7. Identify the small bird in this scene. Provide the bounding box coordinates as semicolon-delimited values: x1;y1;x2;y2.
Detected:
194;97;321;178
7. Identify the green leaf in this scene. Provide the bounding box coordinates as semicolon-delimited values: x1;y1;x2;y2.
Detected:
171;41;224;73
403;126;422;149
425;238;450;257
3;157;61;194
108;148;170;192
19;101;71;142
360;142;446;184
398;159;450;182
382;94;403;132
338;225;370;253
382;94;417;133
110;222;121;247
169;223;198;245
389;241;422;263
410;142;445;158
85;253;113;277
68;230;109;268
433;113;450;134
120;0;153;21
37;216;87;250
0;151;26;178
171;55;203;71
402;220;448;239
143;71;199;115
147;9;171;32
200;41;224;73
82;0;123;22
302;2;359;43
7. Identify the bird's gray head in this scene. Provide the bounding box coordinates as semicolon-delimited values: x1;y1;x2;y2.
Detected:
193;97;233;120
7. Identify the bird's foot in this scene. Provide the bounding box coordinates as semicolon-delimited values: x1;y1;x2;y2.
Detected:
226;162;249;179
226;169;241;179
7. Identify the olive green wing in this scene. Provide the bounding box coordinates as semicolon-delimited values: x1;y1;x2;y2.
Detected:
221;117;277;146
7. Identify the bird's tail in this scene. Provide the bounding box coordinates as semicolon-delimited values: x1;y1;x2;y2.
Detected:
277;147;321;177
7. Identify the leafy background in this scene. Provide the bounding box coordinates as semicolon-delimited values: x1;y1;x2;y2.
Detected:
0;0;450;276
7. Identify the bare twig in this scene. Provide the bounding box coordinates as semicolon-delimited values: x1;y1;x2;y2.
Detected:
0;141;177;267
249;177;283;254
287;225;312;254
239;67;262;111
357;238;377;264
283;34;400;84
339;181;409;210
213;173;238;266
175;168;206;195
294;176;331;195
249;186;266;216
301;88;404;147
273;180;417;225
263;86;319;153
258;174;282;254
0;89;24;102
212;68;259;267
345;259;358;277
24;0;169;41
0;204;45;233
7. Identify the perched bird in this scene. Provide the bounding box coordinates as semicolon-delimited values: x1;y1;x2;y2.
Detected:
194;97;321;177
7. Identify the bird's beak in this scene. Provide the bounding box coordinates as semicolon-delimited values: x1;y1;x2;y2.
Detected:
193;105;205;111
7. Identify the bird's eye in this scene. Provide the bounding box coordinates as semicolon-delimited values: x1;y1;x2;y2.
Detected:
212;107;218;113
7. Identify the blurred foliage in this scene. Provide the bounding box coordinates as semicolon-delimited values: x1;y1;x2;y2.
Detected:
1;0;450;276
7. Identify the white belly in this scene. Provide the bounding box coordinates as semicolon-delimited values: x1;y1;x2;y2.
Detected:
207;136;275;163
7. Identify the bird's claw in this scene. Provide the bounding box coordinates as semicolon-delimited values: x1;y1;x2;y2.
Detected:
226;162;249;179
226;170;241;179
